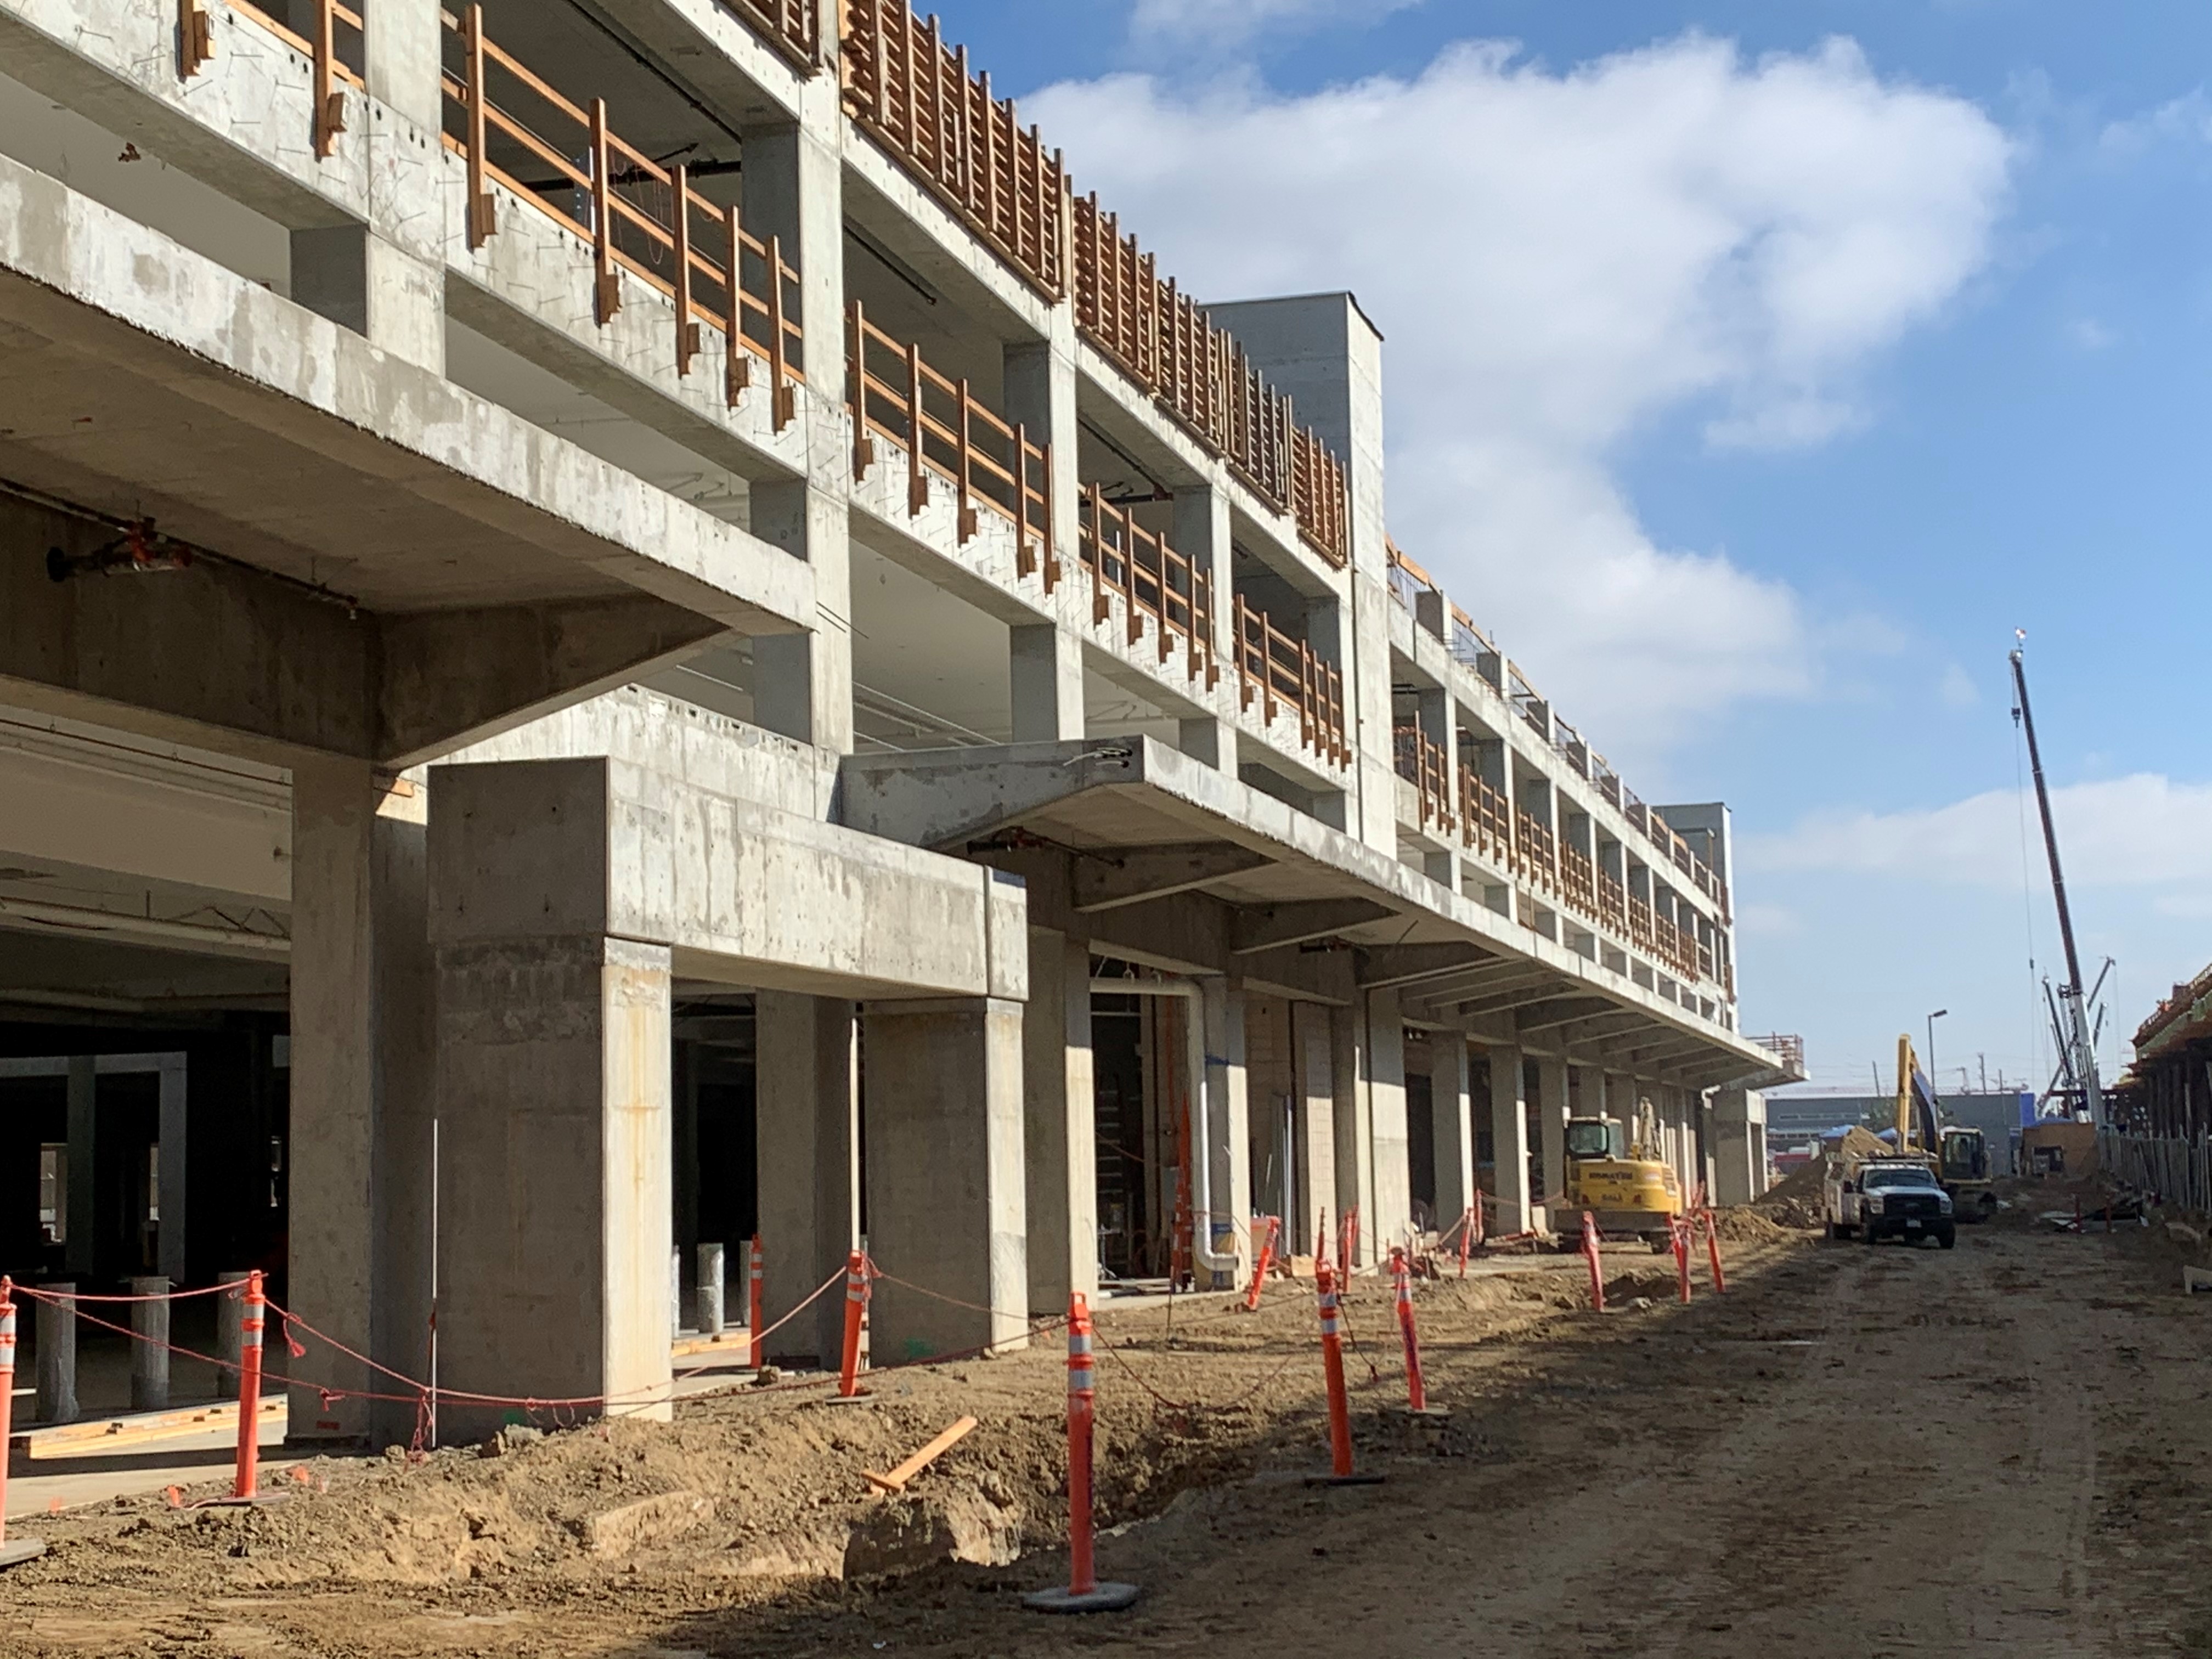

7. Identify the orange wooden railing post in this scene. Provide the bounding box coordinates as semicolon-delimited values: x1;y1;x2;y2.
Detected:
463;6;494;246
767;233;793;429
1703;1210;1726;1295
312;0;344;158
725;212;752;405
589;99;618;324
1673;1217;1692;1305
672;163;697;376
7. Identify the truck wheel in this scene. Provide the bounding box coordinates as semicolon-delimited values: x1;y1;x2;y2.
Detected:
1937;1227;1956;1250
1862;1224;1879;1246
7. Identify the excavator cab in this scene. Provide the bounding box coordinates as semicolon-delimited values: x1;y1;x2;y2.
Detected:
1940;1127;1988;1182
1939;1126;1998;1221
1566;1117;1626;1161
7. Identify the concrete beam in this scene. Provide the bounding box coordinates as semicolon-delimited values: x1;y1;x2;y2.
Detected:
1230;898;1394;955
1451;983;1576;1019
8;499;738;769
430;756;1024;1003
1356;942;1499;991
1073;842;1274;915
1404;959;1557;998
378;597;725;766
1559;1011;1660;1045
1512;996;1621;1034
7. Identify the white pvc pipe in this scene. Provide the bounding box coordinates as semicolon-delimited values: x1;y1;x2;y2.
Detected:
1091;978;1239;1277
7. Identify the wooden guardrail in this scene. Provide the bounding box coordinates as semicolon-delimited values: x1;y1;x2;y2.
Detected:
1515;810;1559;895
1459;769;1513;870
1392;725;1452;833
1077;488;1215;684
848;302;1052;575
1385;540;1726;921
838;0;1353;567
1233;595;1347;767
177;0;360;156
838;0;1068;298
1071;194;1350;567
437;6;804;426
727;0;822;70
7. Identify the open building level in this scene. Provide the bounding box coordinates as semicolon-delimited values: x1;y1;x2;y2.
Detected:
0;0;1799;1442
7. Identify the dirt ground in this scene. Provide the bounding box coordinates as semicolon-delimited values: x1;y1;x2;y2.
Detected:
6;1204;2211;1657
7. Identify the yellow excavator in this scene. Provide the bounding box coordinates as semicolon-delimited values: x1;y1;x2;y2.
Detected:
1561;1096;1684;1246
1890;1033;1997;1222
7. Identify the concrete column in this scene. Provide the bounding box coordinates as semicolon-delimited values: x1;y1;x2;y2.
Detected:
1487;1042;1532;1235
288;757;432;1447
673;1044;699;1276
290;228;444;374
749;482;853;754
35;1284;75;1425
156;1056;187;1287
1430;1033;1473;1235
1207;295;1391;851
1330;1002;1372;1265
435;933;673;1441
428;759;675;1440
1537;1057;1570;1231
696;1243;725;1336
1712;1088;1767;1205
1005;325;1081;600
1290;1001;1337;1257
1200;978;1252;1285
363;0;442;129
743;109;853;756
1365;990;1410;1260
1023;931;1097;1313
754;992;859;1366
1173;485;1233;771
129;1278;169;1410
63;1057;93;1278
1009;626;1086;743
865;999;1028;1362
1415;686;1458;887
289;0;444;373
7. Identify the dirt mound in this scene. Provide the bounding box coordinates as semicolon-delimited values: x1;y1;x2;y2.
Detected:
1710;1206;1795;1243
1754;1126;1893;1230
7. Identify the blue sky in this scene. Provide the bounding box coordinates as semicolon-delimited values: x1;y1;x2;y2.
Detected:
936;1;2212;1095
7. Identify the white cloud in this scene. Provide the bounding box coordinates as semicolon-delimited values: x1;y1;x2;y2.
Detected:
2067;317;2116;351
1741;773;2212;890
1026;35;2010;759
1128;0;1420;50
2100;88;2212;153
1736;902;1804;938
1938;663;1980;708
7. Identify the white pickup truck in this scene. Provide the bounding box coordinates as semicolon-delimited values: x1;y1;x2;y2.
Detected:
1825;1155;1957;1248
